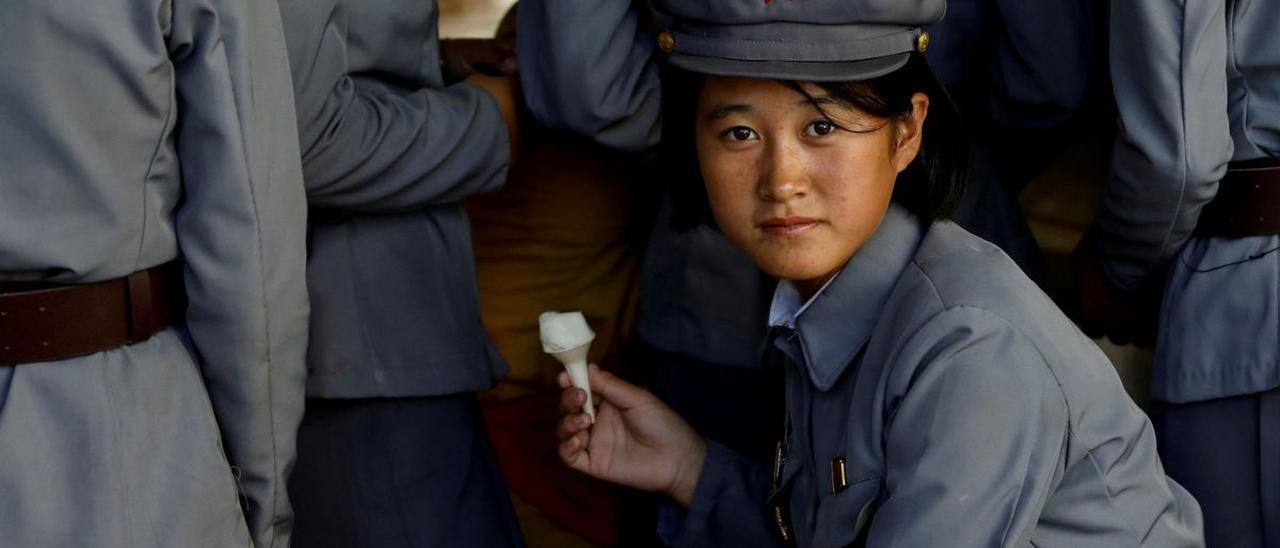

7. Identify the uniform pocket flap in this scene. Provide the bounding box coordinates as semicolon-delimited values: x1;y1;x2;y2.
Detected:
811;475;881;548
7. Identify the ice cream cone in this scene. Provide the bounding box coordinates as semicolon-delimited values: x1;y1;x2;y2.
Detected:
539;311;597;422
549;341;595;422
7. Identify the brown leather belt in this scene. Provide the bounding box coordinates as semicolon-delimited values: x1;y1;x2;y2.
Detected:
0;262;185;366
1196;158;1280;237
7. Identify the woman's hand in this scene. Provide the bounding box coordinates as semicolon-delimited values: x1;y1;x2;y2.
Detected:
556;364;706;507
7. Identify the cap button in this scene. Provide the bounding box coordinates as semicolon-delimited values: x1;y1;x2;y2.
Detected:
916;31;931;53
658;31;676;53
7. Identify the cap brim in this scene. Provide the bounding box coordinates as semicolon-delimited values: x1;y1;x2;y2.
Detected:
666;51;909;82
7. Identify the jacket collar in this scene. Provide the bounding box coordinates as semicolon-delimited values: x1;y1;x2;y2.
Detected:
766;204;924;391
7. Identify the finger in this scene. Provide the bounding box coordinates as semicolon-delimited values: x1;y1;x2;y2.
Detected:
558;386;585;414
557;371;571;389
558;431;591;472
586;364;655;412
556;412;591;441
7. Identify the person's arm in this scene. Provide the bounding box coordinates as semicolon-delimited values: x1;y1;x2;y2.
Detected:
168;0;309;546
296;78;514;213
517;0;663;153
655;440;782;547
1089;0;1232;292
866;308;1066;546
556;366;782;547
281;6;516;214
868;307;1202;546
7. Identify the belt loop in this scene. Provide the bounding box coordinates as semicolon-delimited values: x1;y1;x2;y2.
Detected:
126;269;154;342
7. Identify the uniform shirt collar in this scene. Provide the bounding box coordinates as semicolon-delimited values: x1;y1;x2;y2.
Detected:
765;204;925;391
767;270;843;330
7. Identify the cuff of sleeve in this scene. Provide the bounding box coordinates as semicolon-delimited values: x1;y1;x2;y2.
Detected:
656;440;751;547
1080;228;1146;294
655;500;687;545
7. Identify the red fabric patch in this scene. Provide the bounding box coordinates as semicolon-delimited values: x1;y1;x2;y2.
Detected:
483;391;622;546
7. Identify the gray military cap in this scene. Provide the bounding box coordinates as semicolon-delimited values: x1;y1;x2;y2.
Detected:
651;0;944;81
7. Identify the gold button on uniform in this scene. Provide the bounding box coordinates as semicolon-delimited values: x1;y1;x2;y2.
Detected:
658;31;676;53
916;31;931;53
773;505;792;541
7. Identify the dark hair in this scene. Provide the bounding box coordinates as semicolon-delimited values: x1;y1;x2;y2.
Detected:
664;53;970;229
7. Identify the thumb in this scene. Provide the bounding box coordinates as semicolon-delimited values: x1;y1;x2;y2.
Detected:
588;364;655;412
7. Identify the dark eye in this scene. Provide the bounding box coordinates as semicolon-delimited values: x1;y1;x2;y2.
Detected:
722;126;759;142
804;120;836;137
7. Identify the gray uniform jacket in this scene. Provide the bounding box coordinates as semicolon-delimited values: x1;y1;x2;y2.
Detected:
658;206;1203;547
279;0;510;397
0;2;308;547
1094;0;1280;403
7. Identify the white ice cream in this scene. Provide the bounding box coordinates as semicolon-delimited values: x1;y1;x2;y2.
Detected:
539;311;597;422
539;311;595;352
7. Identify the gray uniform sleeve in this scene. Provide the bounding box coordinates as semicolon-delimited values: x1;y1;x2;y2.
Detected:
296;82;508;213
1092;0;1233;291
657;441;782;547
169;1;309;546
284;15;509;213
869;308;1065;547
517;0;663;152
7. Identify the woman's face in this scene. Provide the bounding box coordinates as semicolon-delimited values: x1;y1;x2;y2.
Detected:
695;76;928;297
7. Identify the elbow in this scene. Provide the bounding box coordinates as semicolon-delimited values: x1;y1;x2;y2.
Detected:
1185;143;1234;205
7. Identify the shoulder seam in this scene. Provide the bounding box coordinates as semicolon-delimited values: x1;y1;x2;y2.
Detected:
915;301;1076;433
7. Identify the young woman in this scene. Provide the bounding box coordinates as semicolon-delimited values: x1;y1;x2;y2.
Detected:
541;2;1206;546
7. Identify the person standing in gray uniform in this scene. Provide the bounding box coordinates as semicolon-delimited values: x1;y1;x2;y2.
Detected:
276;2;526;547
1077;1;1280;545
0;1;310;547
547;0;1204;545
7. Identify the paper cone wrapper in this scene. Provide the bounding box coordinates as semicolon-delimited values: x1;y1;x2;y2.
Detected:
550;342;595;422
